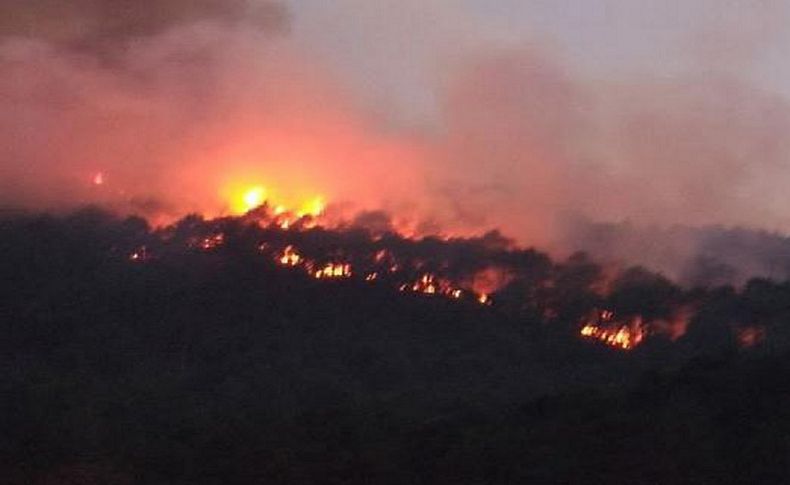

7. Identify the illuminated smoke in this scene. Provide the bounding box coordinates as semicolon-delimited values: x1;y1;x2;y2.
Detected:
2;1;790;282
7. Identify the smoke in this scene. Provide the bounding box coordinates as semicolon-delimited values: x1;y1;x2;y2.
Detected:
0;0;428;223
1;0;288;53
2;0;790;280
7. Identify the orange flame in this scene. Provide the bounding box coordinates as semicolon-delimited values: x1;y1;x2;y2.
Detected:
579;311;645;350
314;263;352;279
277;245;302;266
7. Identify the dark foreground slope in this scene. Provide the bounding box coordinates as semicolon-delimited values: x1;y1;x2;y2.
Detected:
2;210;790;484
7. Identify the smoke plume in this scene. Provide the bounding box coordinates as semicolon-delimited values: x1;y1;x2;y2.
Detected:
2;0;790;280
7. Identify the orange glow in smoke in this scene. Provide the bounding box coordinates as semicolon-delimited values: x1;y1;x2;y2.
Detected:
243;187;266;211
225;184;267;215
223;181;326;221
298;197;325;218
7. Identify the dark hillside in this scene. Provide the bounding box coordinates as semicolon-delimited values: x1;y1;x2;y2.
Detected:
2;210;790;484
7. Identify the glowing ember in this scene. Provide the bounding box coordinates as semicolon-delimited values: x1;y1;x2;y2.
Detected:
365;272;378;282
129;246;148;262
737;326;766;349
199;233;225;251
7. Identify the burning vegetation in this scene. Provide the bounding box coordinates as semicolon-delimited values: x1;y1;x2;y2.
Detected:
579;311;646;350
6;206;790;485
7;202;784;353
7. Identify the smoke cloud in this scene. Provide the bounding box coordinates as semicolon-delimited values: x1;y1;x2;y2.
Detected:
2;0;790;280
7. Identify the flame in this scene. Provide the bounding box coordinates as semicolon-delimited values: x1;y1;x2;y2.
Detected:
314;263;352;279
399;273;488;305
125;225;497;309
243;186;266;213
277;245;302;266
225;185;268;214
298;197;325;218
579;310;645;350
222;181;327;226
405;274;439;294
93;172;105;186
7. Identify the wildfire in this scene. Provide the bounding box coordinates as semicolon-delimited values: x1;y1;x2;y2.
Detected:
198;233;225;251
399;273;490;304
242;187;266;212
119;197;501;309
226;185;268;214
92;172;105;186
298;197;325;218
579;310;645;350
223;181;325;222
314;263;352;279
101;192;775;353
277;245;302;266
225;182;328;223
402;274;440;294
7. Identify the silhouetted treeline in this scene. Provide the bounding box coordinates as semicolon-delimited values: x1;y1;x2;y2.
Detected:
3;208;790;484
570;219;790;287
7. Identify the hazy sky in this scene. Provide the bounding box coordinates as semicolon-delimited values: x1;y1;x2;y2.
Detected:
287;0;790;123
